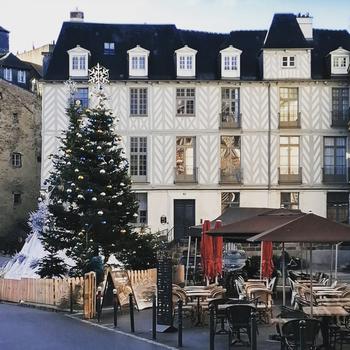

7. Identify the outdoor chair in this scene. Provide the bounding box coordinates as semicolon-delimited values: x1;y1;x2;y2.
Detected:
280;318;321;350
332;317;350;350
172;290;195;322
205;298;234;333
249;288;273;324
226;304;257;348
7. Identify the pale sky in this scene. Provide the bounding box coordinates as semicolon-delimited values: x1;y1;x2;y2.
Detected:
1;0;350;54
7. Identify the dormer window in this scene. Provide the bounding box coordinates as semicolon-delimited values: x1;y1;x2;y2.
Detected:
282;56;295;68
175;45;197;78
220;46;242;79
127;45;149;78
329;47;350;75
67;45;91;79
104;42;115;55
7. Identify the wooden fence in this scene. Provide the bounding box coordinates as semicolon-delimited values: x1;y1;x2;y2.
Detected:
0;277;84;309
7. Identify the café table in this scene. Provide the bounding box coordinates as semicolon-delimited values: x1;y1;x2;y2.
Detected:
317;297;350;304
315;290;344;298
303;306;349;348
185;290;213;326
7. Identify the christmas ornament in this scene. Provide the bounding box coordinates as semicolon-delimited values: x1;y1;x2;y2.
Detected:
77;194;84;199
66;189;72;193
98;211;103;216
92;197;97;201
100;192;106;196
106;185;112;189
117;202;122;206
101;221;107;224
74;168;79;173
133;213;138;217
71;183;76;187
78;175;84;180
100;169;106;174
97;146;102;150
120;182;125;187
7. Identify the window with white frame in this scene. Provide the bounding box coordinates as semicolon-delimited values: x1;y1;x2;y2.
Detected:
220;46;242;78
104;42;115;55
130;137;147;182
281;192;299;209
67;45;90;78
12;152;22;168
176;88;195;116
4;68;12;81
330;47;350;75
333;56;347;68
224;56;237;70
175;45;197;77
282;56;295;67
176;136;196;181
279;136;300;175
73;88;89;108
130;88;147;116
135;193;148;224
17;70;26;83
127;45;149;77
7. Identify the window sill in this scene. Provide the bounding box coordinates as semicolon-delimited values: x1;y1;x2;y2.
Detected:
129;115;148;117
176;114;196;117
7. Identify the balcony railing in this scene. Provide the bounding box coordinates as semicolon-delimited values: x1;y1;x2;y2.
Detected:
331;110;350;127
131;174;148;183
322;166;348;183
174;167;198;183
278;167;302;184
219;167;243;184
219;112;241;129
278;112;301;129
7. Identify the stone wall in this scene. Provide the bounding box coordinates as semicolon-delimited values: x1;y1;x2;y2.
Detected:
0;79;41;244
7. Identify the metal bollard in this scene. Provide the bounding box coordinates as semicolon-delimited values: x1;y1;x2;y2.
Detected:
113;289;118;328
250;312;257;350
129;293;135;333
70;280;73;314
152;294;156;340
178;299;183;347
96;286;102;322
299;320;306;350
209;305;215;350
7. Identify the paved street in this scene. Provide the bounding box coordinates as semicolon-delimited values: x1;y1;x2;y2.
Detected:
0;303;169;350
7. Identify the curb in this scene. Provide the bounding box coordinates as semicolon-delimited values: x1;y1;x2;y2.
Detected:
0;300;80;314
65;314;178;350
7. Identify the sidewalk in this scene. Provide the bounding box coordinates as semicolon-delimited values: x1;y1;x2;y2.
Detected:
72;307;281;350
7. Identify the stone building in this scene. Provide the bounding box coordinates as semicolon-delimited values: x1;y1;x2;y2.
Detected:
0;27;41;251
41;13;350;240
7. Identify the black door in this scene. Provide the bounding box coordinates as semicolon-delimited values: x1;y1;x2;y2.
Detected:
174;199;195;241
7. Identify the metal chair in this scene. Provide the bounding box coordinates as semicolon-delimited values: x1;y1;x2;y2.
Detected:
226;304;256;347
280;318;321;350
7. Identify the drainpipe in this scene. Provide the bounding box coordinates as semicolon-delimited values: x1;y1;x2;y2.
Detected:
268;83;271;190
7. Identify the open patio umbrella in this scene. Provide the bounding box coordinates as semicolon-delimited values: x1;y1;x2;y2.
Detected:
261;241;274;279
248;213;350;316
213;220;223;278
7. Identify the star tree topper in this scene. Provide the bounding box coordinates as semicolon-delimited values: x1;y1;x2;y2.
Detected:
88;63;110;92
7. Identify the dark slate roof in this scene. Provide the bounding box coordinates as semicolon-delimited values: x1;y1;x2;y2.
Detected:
264;13;311;49
45;17;350;81
312;29;350;78
0;53;31;70
0;26;9;33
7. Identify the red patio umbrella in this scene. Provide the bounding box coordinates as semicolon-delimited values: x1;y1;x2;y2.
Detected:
213;220;223;277
261;241;274;279
201;220;215;280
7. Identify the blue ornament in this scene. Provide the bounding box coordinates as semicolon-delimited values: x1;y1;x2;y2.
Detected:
86;188;93;193
80;157;86;161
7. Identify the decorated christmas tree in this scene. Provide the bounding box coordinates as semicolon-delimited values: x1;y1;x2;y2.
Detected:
39;64;155;276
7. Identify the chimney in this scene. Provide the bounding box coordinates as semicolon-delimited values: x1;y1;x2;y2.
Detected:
296;13;313;40
0;26;9;54
42;51;52;77
70;8;84;22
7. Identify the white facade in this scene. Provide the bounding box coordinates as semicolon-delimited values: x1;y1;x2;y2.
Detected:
41;79;350;236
